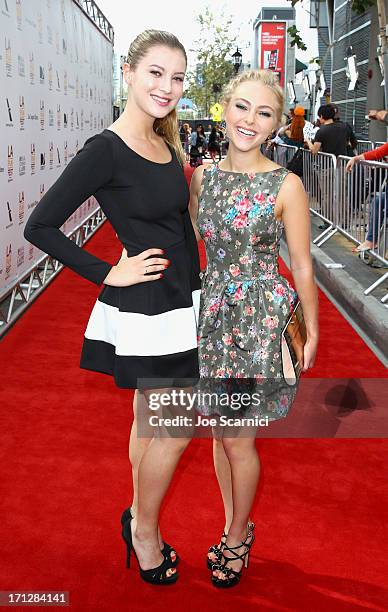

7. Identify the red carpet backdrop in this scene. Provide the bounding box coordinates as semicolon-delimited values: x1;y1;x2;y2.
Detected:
0;166;387;611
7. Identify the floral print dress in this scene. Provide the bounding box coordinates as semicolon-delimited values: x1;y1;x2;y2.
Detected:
196;164;299;421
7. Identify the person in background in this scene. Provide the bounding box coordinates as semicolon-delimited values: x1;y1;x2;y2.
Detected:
189;124;206;167
368;109;388;125
305;104;349;156
182;122;192;162
283;106;305;148
333;105;357;157
207;126;222;162
346;142;388;252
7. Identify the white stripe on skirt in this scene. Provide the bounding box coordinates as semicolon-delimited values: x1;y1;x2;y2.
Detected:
84;290;201;357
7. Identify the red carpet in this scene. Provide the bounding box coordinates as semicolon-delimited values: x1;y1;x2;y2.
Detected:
1;166;387;611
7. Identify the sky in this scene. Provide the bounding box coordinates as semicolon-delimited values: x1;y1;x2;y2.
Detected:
96;0;318;70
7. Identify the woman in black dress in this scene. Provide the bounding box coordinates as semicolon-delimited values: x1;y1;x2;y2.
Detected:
24;30;200;585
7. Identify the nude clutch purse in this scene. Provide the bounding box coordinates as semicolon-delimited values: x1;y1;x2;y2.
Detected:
281;302;307;386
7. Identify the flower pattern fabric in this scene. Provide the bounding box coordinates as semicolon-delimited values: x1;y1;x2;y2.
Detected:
197;165;299;420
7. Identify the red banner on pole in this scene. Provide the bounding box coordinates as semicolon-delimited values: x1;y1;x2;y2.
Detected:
259;22;286;87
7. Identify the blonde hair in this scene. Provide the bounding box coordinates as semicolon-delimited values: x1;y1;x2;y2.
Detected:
221;69;284;126
127;29;187;165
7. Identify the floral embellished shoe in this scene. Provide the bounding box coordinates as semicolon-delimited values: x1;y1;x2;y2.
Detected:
212;526;255;588
207;521;254;570
121;507;179;567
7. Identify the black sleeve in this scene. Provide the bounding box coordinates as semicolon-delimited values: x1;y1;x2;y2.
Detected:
313;127;323;143
24;133;114;286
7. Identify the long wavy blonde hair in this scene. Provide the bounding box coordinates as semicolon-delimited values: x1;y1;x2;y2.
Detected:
127;30;186;165
221;69;284;126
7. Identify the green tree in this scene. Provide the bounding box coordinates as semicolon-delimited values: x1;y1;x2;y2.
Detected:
184;7;237;117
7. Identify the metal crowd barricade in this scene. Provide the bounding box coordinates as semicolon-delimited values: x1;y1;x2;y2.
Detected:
336;156;388;299
356;140;374;154
272;142;297;168
300;149;338;246
274;144;387;301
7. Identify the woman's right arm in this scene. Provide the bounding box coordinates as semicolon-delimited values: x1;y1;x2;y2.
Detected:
188;166;205;242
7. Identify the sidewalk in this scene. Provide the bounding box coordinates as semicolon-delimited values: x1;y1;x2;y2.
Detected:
281;214;388;366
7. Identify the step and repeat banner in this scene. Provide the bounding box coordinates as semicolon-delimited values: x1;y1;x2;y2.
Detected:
0;0;113;296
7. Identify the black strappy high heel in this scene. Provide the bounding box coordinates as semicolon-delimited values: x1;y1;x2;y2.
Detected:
211;526;255;588
121;507;179;567
207;521;254;570
121;514;178;585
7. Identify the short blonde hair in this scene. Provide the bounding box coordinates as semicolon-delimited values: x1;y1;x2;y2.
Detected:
221;69;284;126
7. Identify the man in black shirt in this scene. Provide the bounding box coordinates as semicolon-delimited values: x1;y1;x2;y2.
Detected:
305;104;349;156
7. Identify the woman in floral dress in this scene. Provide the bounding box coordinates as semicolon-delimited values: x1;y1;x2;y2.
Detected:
189;69;318;587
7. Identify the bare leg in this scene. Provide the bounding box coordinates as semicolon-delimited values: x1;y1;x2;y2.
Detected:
129;390;152;515
214;435;259;580
131;436;191;572
213;437;233;530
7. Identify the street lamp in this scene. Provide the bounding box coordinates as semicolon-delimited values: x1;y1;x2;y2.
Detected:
232;48;243;74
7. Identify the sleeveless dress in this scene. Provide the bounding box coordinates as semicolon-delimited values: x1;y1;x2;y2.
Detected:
196;164;299;421
24;130;201;389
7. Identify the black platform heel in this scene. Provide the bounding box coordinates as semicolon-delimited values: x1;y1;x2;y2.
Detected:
211;526;255;588
121;507;179;567
207;521;254;570
121;515;178;585
207;531;227;570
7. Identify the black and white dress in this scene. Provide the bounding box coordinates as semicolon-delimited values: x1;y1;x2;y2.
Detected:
24;129;201;388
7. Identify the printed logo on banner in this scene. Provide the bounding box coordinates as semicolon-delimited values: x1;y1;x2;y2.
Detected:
40;151;45;170
56;69;60;90
31;143;36;174
5;244;12;280
17;246;24;267
85;81;88;101
2;0;10;17
80;82;84;99
18;153;25;176
48;62;53;90
64;69;67;94
47;25;53;45
19;95;24;129
49;141;53;169
40;100;44;130
80;108;84;130
5;97;13;125
40;184;45;199
56;146;61;167
57;104;61;129
63;112;67;128
62;38;67;55
55;31;59;55
16;0;22;30
6;200;13;228
70;107;74;130
19;191;24;224
5;37;11;77
28;243;34;261
7;145;13;181
39;65;44;84
64;141;68;165
75;139;79;154
38;13;43;43
75;75;79;98
48;107;54;127
29;52;34;84
76;111;79;129
18;54;25;77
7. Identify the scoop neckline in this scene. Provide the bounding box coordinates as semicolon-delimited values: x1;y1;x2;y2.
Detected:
104;129;173;166
216;163;284;175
